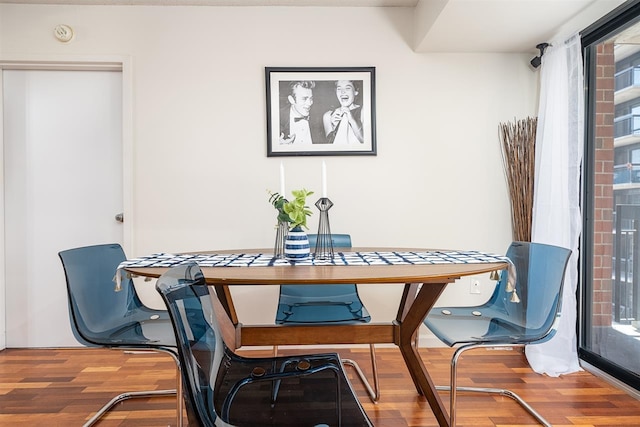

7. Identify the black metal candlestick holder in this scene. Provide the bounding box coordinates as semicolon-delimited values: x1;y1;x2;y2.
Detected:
274;220;289;259
314;197;334;260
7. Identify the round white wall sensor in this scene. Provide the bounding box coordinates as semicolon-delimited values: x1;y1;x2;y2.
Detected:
54;24;74;43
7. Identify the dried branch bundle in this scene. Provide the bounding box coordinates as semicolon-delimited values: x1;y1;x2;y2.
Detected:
499;117;537;242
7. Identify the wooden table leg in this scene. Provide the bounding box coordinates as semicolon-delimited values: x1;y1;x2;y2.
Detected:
397;282;451;427
213;284;239;325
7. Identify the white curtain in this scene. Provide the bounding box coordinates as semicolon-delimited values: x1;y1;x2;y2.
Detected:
525;33;583;376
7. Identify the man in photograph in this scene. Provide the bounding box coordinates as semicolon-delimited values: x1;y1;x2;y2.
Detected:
279;81;324;145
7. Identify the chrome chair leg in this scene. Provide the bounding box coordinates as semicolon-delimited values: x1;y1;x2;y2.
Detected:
436;385;552;427
341;344;380;403
175;357;183;427
436;343;550;427
83;349;183;427
83;389;177;427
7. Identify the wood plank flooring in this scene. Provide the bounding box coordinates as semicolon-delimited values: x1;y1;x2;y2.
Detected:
1;346;639;426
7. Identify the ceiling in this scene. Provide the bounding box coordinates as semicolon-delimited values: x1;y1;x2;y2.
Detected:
1;0;419;5
1;0;629;52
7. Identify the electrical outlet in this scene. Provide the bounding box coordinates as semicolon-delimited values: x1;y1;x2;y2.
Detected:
470;279;481;294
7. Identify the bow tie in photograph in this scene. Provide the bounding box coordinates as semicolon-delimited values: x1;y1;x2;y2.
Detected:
294;116;309;122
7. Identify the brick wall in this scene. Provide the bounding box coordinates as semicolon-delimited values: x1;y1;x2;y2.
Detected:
592;41;614;327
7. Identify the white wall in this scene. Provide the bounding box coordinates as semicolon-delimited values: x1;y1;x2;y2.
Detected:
0;69;4;350
0;4;537;345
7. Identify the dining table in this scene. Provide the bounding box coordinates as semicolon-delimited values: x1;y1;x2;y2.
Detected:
120;247;510;427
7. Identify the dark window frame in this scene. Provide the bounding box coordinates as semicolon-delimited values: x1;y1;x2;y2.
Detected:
581;0;640;391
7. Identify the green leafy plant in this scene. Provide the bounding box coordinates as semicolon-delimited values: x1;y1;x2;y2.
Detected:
268;188;314;230
268;191;290;224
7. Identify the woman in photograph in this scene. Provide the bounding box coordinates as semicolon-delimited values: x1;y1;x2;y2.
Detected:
322;80;364;145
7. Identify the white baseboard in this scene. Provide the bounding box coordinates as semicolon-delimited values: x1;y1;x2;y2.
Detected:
417;333;447;348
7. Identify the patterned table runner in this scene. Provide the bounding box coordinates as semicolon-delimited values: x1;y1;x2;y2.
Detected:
114;250;515;293
117;250;510;268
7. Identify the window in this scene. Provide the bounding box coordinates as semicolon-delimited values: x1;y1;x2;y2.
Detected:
582;0;640;391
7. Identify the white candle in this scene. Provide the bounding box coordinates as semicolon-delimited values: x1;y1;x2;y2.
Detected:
322;161;327;198
280;162;285;196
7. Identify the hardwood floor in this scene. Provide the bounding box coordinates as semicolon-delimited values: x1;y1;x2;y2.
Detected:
1;346;639;426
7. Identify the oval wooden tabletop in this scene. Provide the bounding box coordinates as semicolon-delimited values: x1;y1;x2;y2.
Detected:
125;247;508;285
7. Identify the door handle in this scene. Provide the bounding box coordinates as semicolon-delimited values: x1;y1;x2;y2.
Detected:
115;213;124;223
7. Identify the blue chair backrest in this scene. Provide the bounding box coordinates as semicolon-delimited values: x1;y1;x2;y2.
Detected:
281;233;354;299
308;233;351;249
277;234;371;324
59;243;145;346
158;263;373;426
155;263;221;426
482;241;571;338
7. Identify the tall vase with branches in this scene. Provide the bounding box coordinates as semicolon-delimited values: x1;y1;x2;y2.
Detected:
499;117;537;242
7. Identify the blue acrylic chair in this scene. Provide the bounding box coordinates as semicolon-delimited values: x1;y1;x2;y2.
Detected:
275;233;380;402
155;262;373;427
423;241;571;427
58;243;183;427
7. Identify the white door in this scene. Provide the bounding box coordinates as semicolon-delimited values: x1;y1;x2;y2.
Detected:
3;69;123;347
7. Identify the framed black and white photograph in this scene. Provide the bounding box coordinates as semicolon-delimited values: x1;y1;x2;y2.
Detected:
266;67;376;157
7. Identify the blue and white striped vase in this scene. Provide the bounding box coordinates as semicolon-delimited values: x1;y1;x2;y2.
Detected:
284;226;310;261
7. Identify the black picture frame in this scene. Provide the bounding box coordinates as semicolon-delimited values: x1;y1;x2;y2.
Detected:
266;66;376;157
